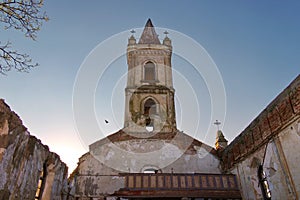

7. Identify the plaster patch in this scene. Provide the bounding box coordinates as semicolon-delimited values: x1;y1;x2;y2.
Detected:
160;143;181;159
267;157;278;177
131;159;136;167
184;155;191;162
195;146;209;159
105;150;115;160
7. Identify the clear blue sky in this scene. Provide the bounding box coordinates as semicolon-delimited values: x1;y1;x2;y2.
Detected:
1;1;299;172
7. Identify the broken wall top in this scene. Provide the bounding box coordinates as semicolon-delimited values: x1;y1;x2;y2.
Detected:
222;74;300;171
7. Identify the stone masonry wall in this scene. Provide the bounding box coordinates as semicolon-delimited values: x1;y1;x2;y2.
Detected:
0;99;69;200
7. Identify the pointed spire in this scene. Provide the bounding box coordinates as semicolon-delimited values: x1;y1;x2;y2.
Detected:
145;18;154;27
138;19;161;44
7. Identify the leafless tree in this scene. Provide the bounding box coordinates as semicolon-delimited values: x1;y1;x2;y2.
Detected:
0;0;48;75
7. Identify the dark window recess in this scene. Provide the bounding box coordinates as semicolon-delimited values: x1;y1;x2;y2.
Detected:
144;98;156;126
35;163;47;200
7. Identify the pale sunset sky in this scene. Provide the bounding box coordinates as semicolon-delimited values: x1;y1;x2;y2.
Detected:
1;1;299;173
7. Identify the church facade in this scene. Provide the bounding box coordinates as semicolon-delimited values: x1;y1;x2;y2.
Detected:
67;20;300;200
68;19;242;199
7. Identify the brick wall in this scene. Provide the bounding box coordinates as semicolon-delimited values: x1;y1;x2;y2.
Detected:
222;74;300;171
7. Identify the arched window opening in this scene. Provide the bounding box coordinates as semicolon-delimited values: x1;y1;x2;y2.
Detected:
258;164;271;200
35;163;47;200
144;98;156;128
144;61;155;81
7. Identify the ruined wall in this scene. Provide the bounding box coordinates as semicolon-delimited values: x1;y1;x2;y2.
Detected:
69;152;125;199
222;74;300;199
0;99;69;200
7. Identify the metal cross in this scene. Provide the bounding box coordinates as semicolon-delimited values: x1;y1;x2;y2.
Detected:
130;29;136;35
214;120;221;131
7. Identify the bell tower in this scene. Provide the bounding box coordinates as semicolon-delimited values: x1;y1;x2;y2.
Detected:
124;19;176;133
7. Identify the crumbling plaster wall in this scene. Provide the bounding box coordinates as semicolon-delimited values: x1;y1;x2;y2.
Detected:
232;120;300;200
70;152;125;199
90;138;220;174
0;99;69;200
72;134;220;198
276;119;300;197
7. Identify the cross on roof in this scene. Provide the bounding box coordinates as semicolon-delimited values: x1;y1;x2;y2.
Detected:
130;29;136;35
214;120;221;131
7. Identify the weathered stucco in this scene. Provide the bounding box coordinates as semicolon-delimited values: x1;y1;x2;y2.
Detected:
70;129;221;199
0;99;69;200
278;119;300;197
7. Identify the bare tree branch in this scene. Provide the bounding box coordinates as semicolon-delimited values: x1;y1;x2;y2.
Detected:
0;0;48;74
0;41;38;74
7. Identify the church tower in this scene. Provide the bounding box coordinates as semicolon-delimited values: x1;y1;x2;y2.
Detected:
124;19;176;132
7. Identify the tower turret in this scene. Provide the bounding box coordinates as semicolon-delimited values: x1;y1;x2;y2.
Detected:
215;130;228;150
